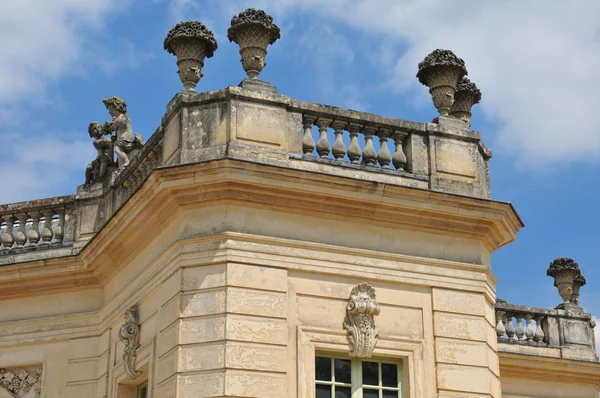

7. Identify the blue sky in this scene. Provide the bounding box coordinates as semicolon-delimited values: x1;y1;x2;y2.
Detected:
1;0;599;325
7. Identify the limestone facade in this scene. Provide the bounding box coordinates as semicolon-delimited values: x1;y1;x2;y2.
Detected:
0;14;598;398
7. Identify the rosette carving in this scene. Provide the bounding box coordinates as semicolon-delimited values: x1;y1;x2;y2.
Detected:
343;283;380;358
164;21;218;90
417;49;468;116
450;77;482;125
119;307;141;379
228;8;281;79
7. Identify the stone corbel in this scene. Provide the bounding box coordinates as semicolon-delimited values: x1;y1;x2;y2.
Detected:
119;307;141;379
343;283;380;358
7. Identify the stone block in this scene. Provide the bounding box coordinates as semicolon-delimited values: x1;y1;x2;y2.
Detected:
181;342;226;371
433;288;486;317
181;289;227;317
226;263;287;292
437;364;497;395
181;315;226;344
181;372;225;397
225;342;287;372
225;370;287;397
182;264;227;291
226;314;288;344
226;287;286;318
434;313;488;342
435;338;489;368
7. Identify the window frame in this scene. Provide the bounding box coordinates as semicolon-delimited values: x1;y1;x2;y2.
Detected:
136;380;148;398
315;353;403;398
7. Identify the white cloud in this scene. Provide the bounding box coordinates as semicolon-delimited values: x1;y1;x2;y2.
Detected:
198;0;600;167
0;133;92;204
0;0;133;103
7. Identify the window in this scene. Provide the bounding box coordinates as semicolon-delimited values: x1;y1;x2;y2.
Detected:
315;355;403;398
136;381;148;398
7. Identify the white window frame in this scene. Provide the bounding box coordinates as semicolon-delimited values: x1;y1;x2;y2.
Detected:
315;353;403;398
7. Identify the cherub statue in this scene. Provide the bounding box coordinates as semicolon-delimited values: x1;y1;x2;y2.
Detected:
85;121;114;185
101;96;144;168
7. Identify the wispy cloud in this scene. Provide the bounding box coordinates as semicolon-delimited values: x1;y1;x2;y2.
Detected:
0;132;91;203
198;0;600;167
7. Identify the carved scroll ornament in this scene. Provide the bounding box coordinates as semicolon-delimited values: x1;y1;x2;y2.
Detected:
119;307;141;379
343;283;380;358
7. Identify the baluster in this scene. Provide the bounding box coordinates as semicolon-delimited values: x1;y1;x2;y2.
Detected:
40;210;55;244
302;115;317;156
54;209;64;243
505;313;515;341
27;211;41;246
377;128;392;169
347;123;362;164
515;315;525;341
495;311;506;340
331;121;348;162
361;126;378;166
14;214;28;247
1;215;15;249
392;131;408;171
316;118;332;159
525;314;534;342
534;315;545;343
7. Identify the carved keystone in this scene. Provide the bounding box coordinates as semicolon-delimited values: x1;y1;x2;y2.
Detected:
344;283;380;358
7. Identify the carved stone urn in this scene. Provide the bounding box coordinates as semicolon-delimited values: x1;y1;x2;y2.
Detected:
417;49;468;116
450;77;481;125
572;272;586;306
547;257;581;308
227;8;281;79
164;21;218;90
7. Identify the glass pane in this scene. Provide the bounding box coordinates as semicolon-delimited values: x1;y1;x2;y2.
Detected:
362;361;379;386
383;390;398;398
363;388;379;398
316;384;332;398
381;363;398;387
334;386;351;398
334;358;351;383
316;356;332;381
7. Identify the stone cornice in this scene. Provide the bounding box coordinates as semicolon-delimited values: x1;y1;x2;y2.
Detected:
499;352;600;388
0;159;521;299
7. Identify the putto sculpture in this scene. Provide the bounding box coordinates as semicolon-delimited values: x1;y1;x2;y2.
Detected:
85;122;114;185
547;257;584;310
119;307;141;380
343;283;380;358
164;21;218;90
417;49;468;117
228;8;280;80
450;77;482;126
101;96;144;168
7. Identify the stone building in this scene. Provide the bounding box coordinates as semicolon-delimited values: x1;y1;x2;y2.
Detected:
0;10;598;398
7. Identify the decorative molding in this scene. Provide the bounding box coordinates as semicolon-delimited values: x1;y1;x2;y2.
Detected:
343;283;380;358
0;367;42;397
119;307;141;379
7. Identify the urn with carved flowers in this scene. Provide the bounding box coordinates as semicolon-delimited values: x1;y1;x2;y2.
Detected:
164;21;218;90
572;272;586;306
228;8;281;79
417;49;468;116
450;77;481;125
547;257;581;306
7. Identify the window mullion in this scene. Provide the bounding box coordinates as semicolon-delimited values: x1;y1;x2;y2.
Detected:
351;359;361;398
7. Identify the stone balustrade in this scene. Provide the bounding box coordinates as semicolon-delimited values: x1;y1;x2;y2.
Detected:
495;300;597;361
0;197;73;253
299;114;410;172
